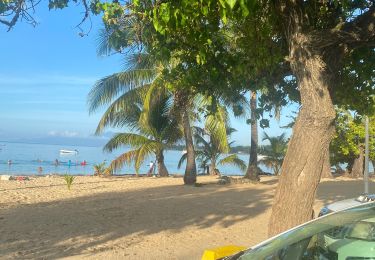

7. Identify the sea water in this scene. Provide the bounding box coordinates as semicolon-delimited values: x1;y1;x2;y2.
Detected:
0;142;260;176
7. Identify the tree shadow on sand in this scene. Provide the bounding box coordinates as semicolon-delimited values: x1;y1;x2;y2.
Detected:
0;183;273;259
316;178;375;206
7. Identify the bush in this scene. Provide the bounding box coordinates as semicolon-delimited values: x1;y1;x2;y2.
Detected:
64;174;75;190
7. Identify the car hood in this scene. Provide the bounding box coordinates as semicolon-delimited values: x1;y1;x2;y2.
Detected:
326;198;362;212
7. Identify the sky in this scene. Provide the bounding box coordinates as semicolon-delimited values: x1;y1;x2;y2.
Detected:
0;3;297;146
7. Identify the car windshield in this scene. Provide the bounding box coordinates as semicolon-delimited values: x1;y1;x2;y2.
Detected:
234;203;375;260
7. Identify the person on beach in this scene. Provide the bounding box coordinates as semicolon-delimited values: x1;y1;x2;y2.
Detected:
147;161;154;177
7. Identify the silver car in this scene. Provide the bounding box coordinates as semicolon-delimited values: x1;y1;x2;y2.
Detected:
226;202;375;260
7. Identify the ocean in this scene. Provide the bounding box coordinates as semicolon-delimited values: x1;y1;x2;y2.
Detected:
0;142;256;176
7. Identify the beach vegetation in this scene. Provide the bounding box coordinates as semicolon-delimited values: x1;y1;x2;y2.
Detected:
3;0;375;236
102;86;182;177
330;110;375;178
179;123;246;176
93;162;108;176
63;174;75;190
258;133;288;176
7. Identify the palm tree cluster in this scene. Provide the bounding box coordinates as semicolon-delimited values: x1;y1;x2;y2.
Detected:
88;19;289;184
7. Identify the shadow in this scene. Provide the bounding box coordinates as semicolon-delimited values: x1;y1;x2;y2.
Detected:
316;178;375;206
0;182;272;259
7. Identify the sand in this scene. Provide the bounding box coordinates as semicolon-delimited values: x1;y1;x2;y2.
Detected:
0;175;374;260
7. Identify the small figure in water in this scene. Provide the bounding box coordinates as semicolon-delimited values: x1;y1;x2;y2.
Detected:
54;159;59;166
37;167;43;174
7;160;12;165
81;160;87;166
68;160;72;167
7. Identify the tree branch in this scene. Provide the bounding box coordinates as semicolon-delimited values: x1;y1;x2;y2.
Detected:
309;5;375;51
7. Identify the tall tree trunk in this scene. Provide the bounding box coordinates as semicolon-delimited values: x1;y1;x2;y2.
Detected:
182;109;197;184
268;12;336;235
321;149;333;179
349;146;364;178
209;158;217;176
244;91;260;181
173;89;197;184
156;150;169;177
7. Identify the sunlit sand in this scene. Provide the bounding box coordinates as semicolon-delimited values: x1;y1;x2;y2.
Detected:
0;175;373;259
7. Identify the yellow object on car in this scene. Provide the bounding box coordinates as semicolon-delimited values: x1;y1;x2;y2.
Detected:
201;245;246;260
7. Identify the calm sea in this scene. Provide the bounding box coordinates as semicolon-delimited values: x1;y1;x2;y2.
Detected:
0;142;256;176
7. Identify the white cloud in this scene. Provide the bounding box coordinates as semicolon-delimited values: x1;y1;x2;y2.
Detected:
48;130;79;137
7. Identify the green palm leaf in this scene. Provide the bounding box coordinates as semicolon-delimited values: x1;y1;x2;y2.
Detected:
88;69;157;113
95;86;147;134
219;154;247;172
104;133;154;152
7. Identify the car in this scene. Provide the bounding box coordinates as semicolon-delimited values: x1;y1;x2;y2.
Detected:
221;202;375;260
318;194;375;216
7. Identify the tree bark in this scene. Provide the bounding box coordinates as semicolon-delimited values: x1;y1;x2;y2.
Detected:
244;91;260;181
321;149;333;179
156;150;169;177
268;7;337;235
209;159;217;176
349;146;364;178
182;109;197;184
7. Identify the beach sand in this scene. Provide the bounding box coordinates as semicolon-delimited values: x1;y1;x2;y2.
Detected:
0;175;373;259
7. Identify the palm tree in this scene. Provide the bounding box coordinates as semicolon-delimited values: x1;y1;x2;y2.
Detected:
103;87;182;176
181;126;246;175
93;162;107;176
91;24;199;184
245;91;259;180
258;133;288;175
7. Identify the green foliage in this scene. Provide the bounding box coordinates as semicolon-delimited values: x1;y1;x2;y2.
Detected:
101;86;183;174
258;133;288;175
93;162;108;176
63;174;75;190
179;124;246;174
330;109;375;166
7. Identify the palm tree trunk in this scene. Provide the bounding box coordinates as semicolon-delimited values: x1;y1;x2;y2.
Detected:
156;150;169;177
182;109;197;185
245;91;259;181
209;158;217;176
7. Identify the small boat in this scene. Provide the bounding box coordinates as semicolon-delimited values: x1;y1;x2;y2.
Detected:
59;149;78;155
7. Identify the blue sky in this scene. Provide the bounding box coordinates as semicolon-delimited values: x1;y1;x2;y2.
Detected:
0;4;296;146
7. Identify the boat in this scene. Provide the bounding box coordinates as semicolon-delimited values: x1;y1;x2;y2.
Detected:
59;149;78;155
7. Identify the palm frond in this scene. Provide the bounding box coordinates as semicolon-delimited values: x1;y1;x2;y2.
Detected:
108;149;138;173
134;142;159;173
219;154;247;172
205;104;230;153
95;86;147;134
177;152;187;169
88;69;157;113
104;133;153;152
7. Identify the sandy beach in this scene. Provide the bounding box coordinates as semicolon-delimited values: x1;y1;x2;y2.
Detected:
0;175;373;259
